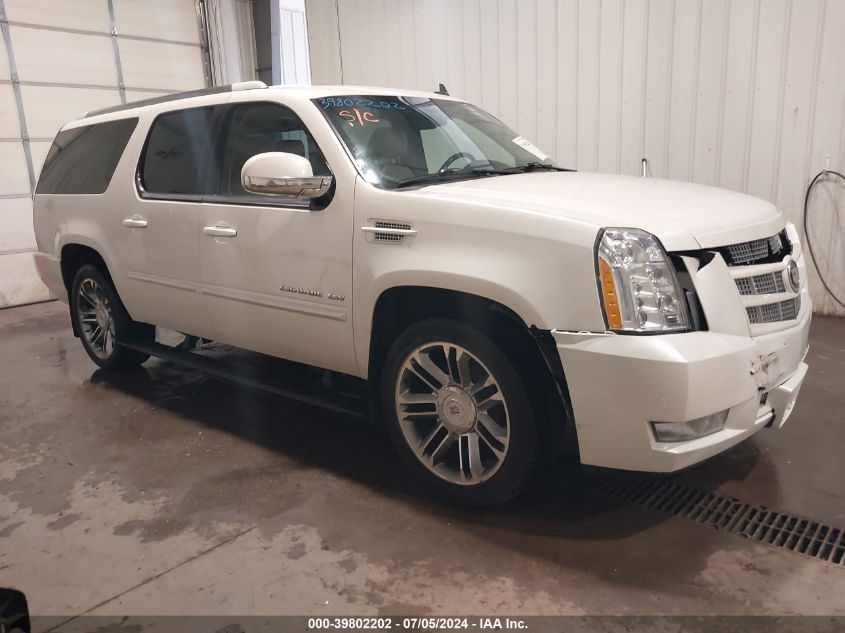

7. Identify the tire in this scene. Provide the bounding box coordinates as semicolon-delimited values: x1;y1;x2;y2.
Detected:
69;265;152;370
381;318;538;506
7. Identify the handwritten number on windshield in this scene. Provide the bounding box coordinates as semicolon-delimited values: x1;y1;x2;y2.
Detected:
321;97;405;110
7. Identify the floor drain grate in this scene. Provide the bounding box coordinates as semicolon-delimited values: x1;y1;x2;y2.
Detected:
586;476;845;566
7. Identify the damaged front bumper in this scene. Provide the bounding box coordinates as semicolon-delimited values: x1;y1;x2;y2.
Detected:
553;303;811;472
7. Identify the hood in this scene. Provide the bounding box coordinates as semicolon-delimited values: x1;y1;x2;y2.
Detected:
412;171;783;250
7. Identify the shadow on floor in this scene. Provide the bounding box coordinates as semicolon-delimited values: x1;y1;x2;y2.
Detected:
88;349;765;546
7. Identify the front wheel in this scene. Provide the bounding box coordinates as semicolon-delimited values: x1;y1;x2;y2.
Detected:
70;265;152;370
381;319;538;506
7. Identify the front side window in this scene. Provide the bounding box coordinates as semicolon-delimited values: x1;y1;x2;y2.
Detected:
213;102;330;200
37;118;138;195
140;107;216;196
315;95;562;189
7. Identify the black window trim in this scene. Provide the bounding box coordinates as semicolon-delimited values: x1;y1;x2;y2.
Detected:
135;100;335;211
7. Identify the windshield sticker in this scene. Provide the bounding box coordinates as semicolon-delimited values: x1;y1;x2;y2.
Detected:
321;97;406;110
512;136;548;161
338;108;380;126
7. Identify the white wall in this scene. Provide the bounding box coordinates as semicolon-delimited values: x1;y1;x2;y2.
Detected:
0;0;211;307
307;0;845;316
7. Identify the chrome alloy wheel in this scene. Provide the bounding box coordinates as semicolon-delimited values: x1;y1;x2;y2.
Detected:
76;278;116;360
395;342;510;485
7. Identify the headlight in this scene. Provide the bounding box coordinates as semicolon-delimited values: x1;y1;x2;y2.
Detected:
596;228;689;333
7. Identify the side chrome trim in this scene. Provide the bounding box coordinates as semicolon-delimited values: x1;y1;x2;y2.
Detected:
128;273;348;321
202;283;348;322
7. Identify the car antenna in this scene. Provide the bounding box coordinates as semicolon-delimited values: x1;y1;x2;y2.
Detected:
435;83;449;96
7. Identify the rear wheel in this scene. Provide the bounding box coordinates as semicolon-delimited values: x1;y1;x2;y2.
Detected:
70;265;152;370
382;319;538;506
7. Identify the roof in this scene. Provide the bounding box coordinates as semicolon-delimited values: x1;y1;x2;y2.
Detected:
77;81;458;126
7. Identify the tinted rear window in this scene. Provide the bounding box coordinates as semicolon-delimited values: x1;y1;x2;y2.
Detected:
140;107;216;196
36;118;138;195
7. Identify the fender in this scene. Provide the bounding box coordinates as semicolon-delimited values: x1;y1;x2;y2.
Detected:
354;270;545;378
58;231;120;289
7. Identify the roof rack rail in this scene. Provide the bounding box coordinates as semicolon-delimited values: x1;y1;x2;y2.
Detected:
85;81;267;118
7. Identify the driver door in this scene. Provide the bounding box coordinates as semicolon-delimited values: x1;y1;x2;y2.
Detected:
198;100;357;375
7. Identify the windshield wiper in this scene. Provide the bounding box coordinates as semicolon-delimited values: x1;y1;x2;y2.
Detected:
393;163;572;189
393;169;495;189
508;162;571;172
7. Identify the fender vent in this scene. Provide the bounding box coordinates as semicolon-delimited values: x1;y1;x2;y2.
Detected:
373;220;413;243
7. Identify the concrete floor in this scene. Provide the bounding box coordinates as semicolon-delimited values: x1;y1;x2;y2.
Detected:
1;301;844;619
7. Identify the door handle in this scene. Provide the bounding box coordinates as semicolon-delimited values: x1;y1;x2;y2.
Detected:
123;216;148;228
203;225;237;238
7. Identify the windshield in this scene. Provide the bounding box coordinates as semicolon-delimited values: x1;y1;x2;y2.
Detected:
314;95;562;189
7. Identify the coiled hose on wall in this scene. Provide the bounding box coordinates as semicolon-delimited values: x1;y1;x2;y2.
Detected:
803;170;845;310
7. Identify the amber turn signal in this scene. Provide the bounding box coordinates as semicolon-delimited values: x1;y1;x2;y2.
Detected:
598;257;623;329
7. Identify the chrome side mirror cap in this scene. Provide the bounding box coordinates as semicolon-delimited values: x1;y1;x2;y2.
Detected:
241;152;332;198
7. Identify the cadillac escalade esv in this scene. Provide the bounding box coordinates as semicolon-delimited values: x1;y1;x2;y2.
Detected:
32;82;810;505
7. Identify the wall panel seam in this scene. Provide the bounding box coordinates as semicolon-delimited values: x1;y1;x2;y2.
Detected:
334;0;344;83
106;0;126;103
662;0;676;178
3;20;202;48
741;0;761;192
714;0;730;187
615;0;624;174
688;0;703;182
802;0;826;191
0;79;180;94
574;0;579;165
805;0;829;312
770;0;793;202
0;0;36;193
593;0;601;170
639;0;649;162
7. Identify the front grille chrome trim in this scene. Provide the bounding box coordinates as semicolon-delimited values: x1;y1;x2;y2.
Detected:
718;230;800;333
735;271;786;296
746;297;801;324
722;230;790;266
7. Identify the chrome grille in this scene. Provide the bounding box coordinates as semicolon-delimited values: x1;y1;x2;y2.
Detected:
769;234;784;254
746;297;800;324
727;238;770;264
724;232;787;265
735;272;786;296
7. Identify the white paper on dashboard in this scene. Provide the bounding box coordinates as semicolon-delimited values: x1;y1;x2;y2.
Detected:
512;136;548;161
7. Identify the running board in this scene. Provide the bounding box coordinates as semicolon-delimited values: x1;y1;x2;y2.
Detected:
119;340;369;420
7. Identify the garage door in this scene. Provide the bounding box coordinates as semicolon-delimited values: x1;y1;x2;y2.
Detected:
0;0;210;307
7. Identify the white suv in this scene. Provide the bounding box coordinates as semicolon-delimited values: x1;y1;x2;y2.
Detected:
32;82;810;505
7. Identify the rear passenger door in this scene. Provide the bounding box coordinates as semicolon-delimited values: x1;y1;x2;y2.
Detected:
198;100;356;375
117;106;217;338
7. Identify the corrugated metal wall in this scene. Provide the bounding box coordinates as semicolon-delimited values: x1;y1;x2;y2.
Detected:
306;0;845;316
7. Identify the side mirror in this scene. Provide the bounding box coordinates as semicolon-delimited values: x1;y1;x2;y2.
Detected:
241;152;332;198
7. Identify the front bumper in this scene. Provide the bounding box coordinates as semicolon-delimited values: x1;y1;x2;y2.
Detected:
554;305;811;472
